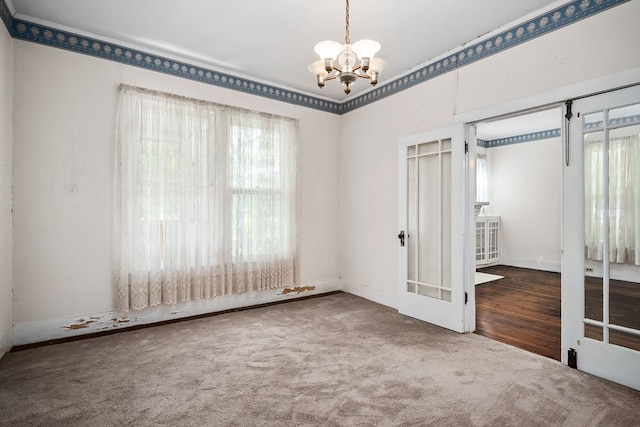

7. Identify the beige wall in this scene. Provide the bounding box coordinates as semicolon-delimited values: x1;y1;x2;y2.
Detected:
12;41;341;325
339;1;640;307
0;22;13;356
487;137;562;271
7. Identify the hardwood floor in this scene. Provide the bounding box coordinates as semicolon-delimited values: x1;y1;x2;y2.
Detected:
475;265;561;361
475;265;640;361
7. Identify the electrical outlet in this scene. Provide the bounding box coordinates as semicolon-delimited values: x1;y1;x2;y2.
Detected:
585;267;594;272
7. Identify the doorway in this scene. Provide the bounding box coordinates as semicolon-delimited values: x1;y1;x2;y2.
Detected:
472;107;563;360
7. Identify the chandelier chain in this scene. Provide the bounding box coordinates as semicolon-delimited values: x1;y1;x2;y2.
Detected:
345;0;350;44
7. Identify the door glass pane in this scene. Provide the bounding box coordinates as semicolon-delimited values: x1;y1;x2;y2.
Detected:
609;329;640;352
441;151;452;289
406;138;452;302
407;158;417;282
417;283;439;299
584;129;604;333
610;278;640;330
584;111;604;130
607;122;640;351
583;103;640;351
418;140;439;155
609;105;640;126
584;274;603;323
418;154;440;286
585;324;603;341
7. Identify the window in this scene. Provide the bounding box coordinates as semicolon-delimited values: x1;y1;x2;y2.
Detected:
476;153;489;214
114;86;299;310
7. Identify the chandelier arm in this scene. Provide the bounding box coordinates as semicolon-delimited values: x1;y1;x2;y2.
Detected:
356;73;371;79
324;75;338;81
331;64;344;73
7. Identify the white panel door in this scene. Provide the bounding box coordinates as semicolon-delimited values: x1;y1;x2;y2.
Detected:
563;85;640;390
398;125;467;333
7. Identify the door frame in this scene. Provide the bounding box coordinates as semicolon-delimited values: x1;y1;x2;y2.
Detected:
455;67;640;369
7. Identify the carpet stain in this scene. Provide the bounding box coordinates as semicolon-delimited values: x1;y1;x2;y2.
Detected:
280;286;316;295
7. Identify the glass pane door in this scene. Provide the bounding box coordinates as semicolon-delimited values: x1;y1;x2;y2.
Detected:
564;85;640;391
398;125;467;333
583;102;640;352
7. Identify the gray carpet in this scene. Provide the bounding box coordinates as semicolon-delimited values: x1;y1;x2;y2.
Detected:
1;293;639;426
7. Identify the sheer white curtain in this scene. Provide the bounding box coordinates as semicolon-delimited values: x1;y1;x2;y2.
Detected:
476;154;489;202
585;134;640;265
115;85;299;311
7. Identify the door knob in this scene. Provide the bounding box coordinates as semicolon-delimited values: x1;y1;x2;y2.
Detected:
398;231;405;247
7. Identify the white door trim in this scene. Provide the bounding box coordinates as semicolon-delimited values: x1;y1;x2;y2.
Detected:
454;66;640;126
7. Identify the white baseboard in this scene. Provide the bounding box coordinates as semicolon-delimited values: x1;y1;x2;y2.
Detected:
13;280;341;346
0;325;12;360
498;258;561;273
342;280;398;310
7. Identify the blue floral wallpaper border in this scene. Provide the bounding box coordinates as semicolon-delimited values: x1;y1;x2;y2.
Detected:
7;17;342;114
478;128;561;148
584;114;640;130
341;0;630;114
1;0;630;115
0;0;10;33
477;113;640;147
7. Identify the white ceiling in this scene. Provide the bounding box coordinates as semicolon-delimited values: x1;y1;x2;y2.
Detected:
8;0;563;101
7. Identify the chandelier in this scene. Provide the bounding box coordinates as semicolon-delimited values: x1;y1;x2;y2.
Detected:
307;0;387;95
